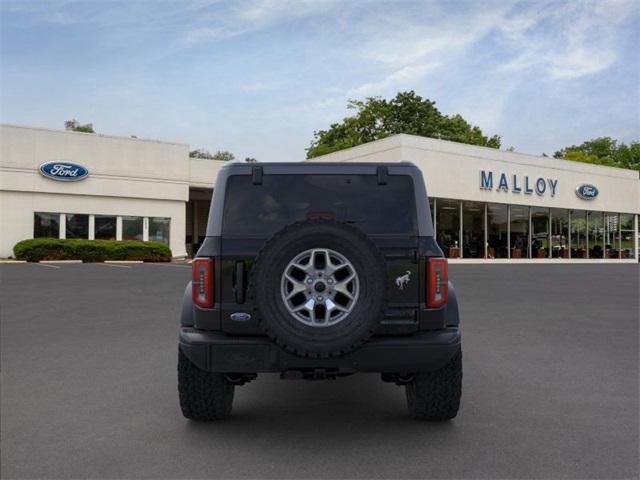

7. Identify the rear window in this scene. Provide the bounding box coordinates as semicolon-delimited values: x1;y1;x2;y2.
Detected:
222;174;417;236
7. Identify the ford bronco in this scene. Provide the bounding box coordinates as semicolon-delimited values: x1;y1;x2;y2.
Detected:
178;162;462;420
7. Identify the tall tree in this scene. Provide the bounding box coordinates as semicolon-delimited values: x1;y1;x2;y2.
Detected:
190;149;236;161
64;119;94;133
306;91;501;158
554;137;640;171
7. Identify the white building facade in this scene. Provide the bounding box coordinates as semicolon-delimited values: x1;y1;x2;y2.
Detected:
0;124;224;258
313;134;639;262
1;126;638;262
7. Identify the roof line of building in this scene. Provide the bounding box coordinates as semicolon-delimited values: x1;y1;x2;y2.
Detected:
0;123;189;147
395;133;639;179
314;133;638;179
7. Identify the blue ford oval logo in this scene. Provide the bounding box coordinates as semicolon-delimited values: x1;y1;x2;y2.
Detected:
575;184;598;200
39;161;89;182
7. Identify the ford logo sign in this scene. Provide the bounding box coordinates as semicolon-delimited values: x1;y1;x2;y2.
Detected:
575;184;598;200
39;161;89;182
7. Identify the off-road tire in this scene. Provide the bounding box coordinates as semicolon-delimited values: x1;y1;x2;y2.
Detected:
251;219;387;358
178;349;234;420
406;348;462;421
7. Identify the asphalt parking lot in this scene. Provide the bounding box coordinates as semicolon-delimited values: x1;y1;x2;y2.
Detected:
1;263;638;479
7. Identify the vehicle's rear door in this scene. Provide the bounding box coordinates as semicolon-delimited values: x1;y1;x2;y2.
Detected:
219;171;420;335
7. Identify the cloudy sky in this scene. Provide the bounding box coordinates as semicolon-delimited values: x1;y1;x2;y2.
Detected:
2;0;638;161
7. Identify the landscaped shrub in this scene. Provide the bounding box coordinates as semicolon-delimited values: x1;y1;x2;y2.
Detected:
13;238;172;262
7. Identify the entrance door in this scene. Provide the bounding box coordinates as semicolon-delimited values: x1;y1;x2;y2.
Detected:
186;188;213;257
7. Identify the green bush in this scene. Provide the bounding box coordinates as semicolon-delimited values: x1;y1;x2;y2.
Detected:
13;238;172;262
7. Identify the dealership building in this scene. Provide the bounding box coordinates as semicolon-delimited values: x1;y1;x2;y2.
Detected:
1;124;638;262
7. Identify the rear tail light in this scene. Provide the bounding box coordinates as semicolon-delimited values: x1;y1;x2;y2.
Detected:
427;258;448;308
192;258;214;308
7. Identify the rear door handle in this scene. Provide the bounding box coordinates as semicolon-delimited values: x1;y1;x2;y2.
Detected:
234;261;245;304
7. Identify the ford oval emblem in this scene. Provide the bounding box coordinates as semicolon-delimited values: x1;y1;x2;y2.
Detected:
575;184;598;200
39;161;89;182
230;312;252;322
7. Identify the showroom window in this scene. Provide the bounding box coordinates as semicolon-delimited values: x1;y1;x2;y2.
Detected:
436;199;460;258
620;214;635;259
122;216;143;241
31;212;174;245
34;212;60;238
509;205;529;259
95;215;117;240
571;210;587;258
531;207;550;259
462;201;484;258
65;214;89;239
551;209;570;258
149;217;170;244
603;213;619;258
588;211;604;258
487;203;508;259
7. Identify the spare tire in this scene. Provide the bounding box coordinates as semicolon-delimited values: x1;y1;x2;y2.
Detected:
251;219;387;358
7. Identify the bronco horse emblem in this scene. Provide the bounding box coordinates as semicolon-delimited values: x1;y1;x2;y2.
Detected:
395;270;411;290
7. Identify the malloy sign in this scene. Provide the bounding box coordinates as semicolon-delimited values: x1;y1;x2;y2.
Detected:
480;170;558;197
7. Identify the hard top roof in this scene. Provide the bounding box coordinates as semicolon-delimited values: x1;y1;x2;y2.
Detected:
219;161;418;175
222;161;416;168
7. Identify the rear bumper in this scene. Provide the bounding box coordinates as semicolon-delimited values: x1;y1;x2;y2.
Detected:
179;327;461;374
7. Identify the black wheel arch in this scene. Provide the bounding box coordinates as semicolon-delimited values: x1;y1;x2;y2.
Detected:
181;282;194;327
445;280;460;327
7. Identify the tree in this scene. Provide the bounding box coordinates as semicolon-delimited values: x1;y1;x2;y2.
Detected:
554;137;640;171
306;91;501;158
64;119;94;133
244;157;257;163
189;149;236;161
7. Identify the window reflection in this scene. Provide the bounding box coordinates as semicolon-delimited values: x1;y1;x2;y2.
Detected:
531;207;550;259
510;206;529;259
551;209;569;258
588;211;604;258
462;201;484;258
603;213;619;259
571;210;587;258
95;215;117;240
122;216;143;241
487;203;508;259
149;217;170;244
66;214;89;239
34;212;59;238
620;214;635;259
436;199;460;258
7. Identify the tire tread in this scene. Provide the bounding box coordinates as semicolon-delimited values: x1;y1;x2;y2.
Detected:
178;349;234;420
406;348;462;421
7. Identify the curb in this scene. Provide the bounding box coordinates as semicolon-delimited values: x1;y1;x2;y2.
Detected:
0;260;27;264
447;258;639;264
40;260;83;264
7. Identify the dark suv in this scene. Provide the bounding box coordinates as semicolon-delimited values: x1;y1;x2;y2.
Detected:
179;162;462;421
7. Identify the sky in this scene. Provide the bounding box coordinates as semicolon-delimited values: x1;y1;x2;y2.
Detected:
1;0;639;162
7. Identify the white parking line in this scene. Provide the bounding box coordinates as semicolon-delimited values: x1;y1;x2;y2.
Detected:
35;263;61;269
96;263;131;269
